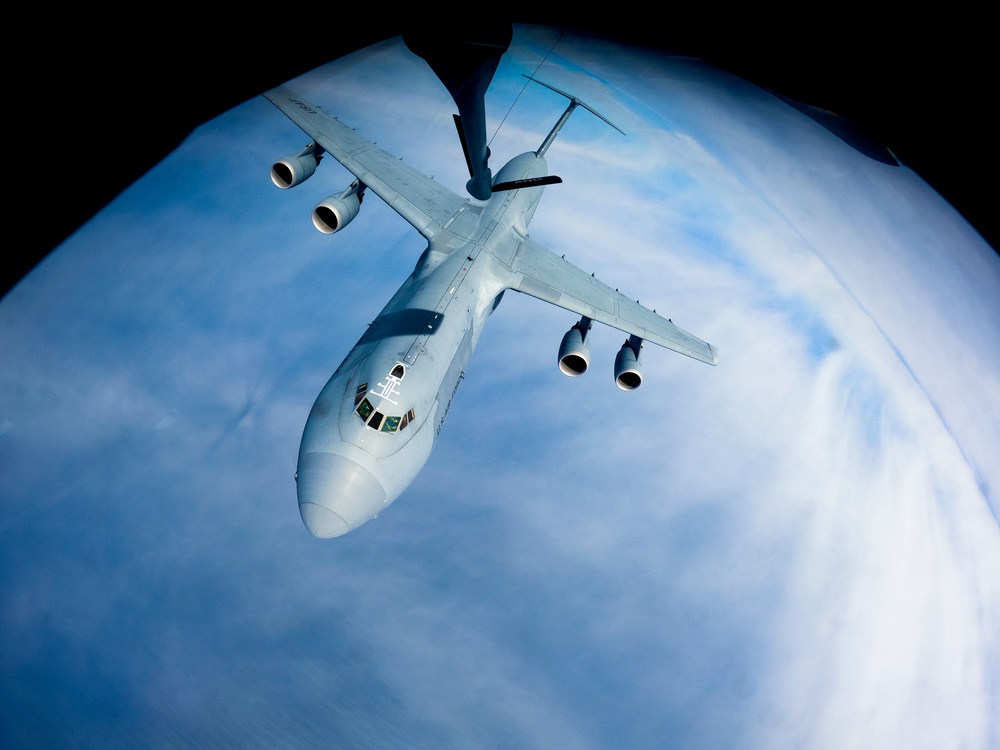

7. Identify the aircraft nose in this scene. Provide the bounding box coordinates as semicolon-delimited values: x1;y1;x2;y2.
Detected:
296;452;387;538
298;501;350;539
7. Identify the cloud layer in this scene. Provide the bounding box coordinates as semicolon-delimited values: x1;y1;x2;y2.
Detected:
2;27;998;749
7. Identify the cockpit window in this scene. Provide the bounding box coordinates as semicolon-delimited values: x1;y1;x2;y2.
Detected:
354;367;414;434
356;395;414;434
356;398;374;421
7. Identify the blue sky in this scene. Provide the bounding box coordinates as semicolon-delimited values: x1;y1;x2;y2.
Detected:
2;27;998;749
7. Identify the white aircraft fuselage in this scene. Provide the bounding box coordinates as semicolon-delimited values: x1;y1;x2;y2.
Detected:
296;152;546;537
265;79;717;539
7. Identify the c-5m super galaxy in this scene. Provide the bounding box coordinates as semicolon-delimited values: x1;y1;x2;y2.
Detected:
265;69;718;538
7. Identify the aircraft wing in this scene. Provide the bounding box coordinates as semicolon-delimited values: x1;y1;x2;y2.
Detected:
510;237;719;365
264;86;466;240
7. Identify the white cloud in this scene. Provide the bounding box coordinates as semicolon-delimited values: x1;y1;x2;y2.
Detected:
2;26;998;750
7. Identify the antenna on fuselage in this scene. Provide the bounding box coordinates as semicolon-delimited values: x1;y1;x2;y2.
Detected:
525;76;625;158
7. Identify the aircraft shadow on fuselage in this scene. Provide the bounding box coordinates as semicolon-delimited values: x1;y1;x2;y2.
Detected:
360;308;443;342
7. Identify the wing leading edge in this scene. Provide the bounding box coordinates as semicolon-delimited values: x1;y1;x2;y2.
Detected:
510;237;719;365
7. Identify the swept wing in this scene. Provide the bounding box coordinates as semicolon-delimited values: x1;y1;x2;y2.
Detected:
264;86;717;366
264;86;464;239
511;238;718;364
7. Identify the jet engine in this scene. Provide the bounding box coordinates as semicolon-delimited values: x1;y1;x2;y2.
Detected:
558;316;592;376
614;335;644;390
311;180;366;234
270;142;322;189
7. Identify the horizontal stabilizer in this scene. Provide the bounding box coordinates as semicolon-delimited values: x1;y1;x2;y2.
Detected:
525;76;624;157
525;76;625;135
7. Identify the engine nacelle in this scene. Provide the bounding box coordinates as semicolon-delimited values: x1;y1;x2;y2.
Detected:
270;142;321;189
311;180;365;234
558;316;593;376
614;336;644;390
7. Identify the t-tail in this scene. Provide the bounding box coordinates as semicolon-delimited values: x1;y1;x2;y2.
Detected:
491;76;625;193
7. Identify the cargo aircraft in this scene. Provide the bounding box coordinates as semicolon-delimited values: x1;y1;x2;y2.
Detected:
265;77;718;538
